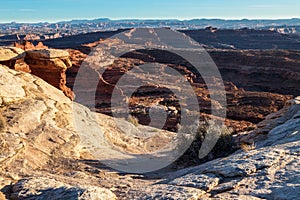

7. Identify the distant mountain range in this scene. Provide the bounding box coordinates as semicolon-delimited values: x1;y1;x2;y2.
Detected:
1;18;300;44
56;18;300;28
2;18;300;29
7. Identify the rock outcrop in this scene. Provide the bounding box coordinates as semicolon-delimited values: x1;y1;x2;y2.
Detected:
0;64;177;199
0;64;78;180
0;46;30;73
236;96;300;146
0;46;75;100
25;49;75;100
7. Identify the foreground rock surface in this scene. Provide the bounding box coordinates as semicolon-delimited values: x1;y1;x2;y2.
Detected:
0;59;299;199
0;65;176;199
11;177;116;200
127;98;300;199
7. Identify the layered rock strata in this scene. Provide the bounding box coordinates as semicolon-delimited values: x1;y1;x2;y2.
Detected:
25;49;75;100
66;41;292;133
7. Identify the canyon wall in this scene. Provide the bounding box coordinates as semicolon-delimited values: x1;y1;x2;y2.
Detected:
66;45;293;133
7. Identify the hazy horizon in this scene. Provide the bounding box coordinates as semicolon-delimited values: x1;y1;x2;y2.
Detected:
1;0;299;23
1;17;300;24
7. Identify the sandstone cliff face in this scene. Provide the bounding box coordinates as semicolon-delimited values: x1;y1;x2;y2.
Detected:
39;28;300;51
25;49;75;100
182;28;300;50
0;46;75;100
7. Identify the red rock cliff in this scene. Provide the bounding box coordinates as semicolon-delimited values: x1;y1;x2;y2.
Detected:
25;49;75;100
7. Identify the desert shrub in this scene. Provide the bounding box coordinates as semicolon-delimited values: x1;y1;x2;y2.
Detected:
174;119;237;167
210;124;236;158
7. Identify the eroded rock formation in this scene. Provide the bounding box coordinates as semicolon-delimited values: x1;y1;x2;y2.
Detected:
0;46;75;100
1;28;299;199
25;49;75;100
0;46;30;73
14;40;48;51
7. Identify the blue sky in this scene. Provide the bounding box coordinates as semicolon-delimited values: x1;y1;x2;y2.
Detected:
1;0;300;23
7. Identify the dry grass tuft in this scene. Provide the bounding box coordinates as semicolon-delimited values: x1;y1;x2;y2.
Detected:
240;142;256;152
128;115;139;127
0;113;6;133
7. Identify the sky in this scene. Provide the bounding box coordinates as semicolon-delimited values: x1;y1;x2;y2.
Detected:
0;0;300;23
